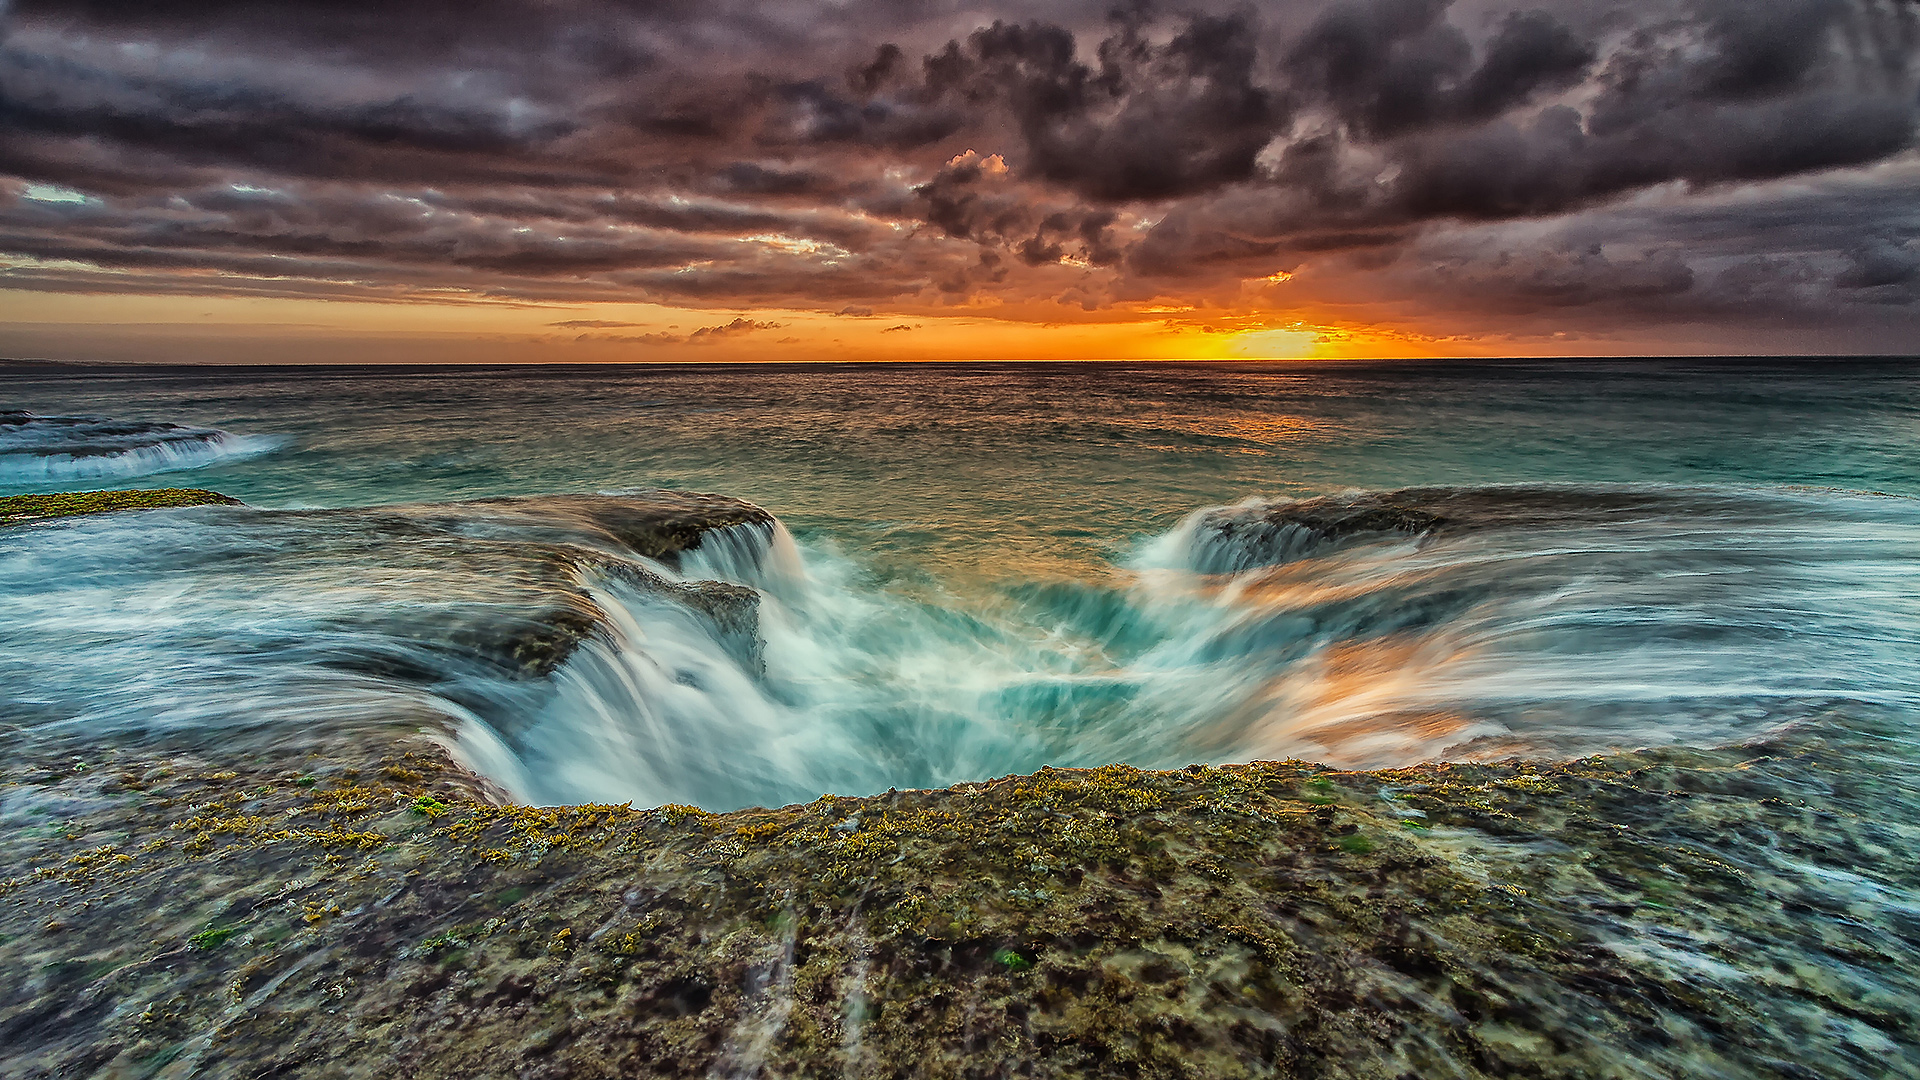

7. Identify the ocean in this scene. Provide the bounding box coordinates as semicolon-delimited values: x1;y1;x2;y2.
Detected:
4;359;1918;811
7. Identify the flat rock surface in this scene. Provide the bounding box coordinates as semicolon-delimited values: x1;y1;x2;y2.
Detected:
2;720;1915;1079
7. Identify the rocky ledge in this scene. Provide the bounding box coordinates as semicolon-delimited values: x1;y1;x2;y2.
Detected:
0;487;768;686
2;718;1916;1080
0;488;240;526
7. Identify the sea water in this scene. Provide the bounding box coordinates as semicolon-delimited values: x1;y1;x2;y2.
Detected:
2;360;1917;810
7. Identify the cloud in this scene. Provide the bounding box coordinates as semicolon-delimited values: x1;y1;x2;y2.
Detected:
687;317;782;341
914;150;1123;268
1286;0;1595;139
576;331;682;345
549;319;645;328
1837;240;1920;290
0;0;1915;347
574;316;783;345
914;13;1289;202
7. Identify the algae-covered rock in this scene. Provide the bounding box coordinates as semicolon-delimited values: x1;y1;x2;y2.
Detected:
0;487;241;525
2;720;1915;1079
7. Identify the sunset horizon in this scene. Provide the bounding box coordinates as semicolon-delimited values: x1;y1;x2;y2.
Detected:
4;0;1917;364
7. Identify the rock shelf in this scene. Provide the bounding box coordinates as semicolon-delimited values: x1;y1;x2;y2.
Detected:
2;721;1915;1079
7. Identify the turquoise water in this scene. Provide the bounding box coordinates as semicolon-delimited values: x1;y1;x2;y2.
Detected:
4;360;1919;809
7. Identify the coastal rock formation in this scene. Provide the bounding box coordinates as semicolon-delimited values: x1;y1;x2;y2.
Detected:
1179;485;1811;574
0;488;769;685
1;720;1914;1079
0;489;776;801
1183;496;1447;573
5;486;1917;1078
450;492;776;569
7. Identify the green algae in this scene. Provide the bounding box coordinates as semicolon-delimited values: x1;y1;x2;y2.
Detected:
992;947;1034;972
187;925;241;951
0;488;241;525
1335;834;1375;854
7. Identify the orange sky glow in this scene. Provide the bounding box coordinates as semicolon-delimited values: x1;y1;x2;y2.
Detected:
3;0;1915;364
0;289;1615;366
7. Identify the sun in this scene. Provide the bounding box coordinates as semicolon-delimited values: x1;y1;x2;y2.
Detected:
1221;327;1327;360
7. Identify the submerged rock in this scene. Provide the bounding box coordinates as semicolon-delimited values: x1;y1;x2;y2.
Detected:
1188;496;1447;572
0;490;776;794
2;718;1915;1079
1180;485;1839;573
274;491;773;681
1;488;769;684
451;491;776;568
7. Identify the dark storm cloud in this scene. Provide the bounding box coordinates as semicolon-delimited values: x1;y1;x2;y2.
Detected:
1287;0;1595;138
1838;240;1920;290
911;13;1289;202
913;151;1124;267
1;0;1917;342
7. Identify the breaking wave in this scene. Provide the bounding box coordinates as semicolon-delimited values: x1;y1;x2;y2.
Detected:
0;410;283;485
1123;484;1920;768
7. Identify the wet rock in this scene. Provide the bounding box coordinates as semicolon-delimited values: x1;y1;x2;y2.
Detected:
0;487;242;525
287;492;773;681
10;489;773;684
2;720;1915;1079
1188;495;1447;572
1182;485;1828;573
423;491;776;569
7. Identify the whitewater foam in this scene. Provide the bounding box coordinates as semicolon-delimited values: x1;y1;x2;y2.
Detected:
3;484;1917;810
0;411;282;485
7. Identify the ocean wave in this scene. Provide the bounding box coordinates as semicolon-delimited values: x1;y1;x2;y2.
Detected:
0;410;283;484
1120;483;1920;769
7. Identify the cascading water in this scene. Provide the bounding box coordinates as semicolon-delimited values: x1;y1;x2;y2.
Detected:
462;482;1920;808
1118;485;1920;767
4;479;1919;812
677;517;808;598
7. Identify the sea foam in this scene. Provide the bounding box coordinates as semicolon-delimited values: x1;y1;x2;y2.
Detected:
0;411;282;485
4;485;1917;811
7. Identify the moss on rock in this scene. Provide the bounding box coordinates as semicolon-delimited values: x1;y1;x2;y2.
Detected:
2;721;1916;1078
0;488;241;525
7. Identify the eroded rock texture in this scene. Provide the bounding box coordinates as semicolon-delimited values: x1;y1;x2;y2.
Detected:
2;719;1914;1079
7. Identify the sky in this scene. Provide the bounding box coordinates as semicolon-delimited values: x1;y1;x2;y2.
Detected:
1;0;1917;362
